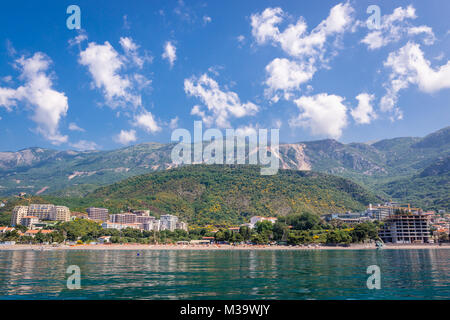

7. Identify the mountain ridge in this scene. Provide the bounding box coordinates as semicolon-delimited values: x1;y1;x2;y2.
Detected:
0;126;448;210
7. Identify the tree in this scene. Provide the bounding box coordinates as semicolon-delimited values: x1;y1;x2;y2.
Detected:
288;211;320;231
272;222;289;241
239;226;252;241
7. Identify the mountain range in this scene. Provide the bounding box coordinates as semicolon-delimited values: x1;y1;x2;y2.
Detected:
0;126;448;211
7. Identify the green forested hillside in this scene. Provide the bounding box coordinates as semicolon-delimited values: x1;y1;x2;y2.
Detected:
75;165;379;225
0;165;380;226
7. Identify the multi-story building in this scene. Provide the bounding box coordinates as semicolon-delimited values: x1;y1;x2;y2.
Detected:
132;210;150;216
10;206;29;226
101;222;142;231
20;216;39;229
176;221;188;231
86;207;109;221
367;203;420;220
160;214;178;231
379;211;432;243
110;213;137;224
324;212;371;224
142;219;161;232
136;215;156;224
50;206;71;222
28;204;55;220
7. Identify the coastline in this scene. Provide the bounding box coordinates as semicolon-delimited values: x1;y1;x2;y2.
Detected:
0;243;449;251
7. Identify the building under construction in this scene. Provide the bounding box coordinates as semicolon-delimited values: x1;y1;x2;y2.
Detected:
379;208;432;244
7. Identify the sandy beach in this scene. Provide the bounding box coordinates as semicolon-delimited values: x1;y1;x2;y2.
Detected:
0;243;449;251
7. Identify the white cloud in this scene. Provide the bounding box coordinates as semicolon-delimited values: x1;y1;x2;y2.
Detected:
0;52;68;144
115;129;137;145
251;7;284;44
289;93;348;139
251;3;354;100
235;125;258;137
264;58;315;99
351;93;377;124
68;31;88;47
68;122;85;132
203;16;212;25
134;110;161;133
70;140;98;151
237;35;246;46
252;3;354;58
119;37;152;68
162;41;177;68
169;116;179;129
361;6;435;50
79;41;141;108
184;74;259;128
381;42;450;114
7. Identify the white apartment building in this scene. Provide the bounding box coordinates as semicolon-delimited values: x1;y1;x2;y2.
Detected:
20;216;39;229
160;215;178;231
10;206;29;226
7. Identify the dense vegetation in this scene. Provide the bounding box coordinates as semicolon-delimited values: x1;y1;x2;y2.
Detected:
0;165;380;226
0;213;383;246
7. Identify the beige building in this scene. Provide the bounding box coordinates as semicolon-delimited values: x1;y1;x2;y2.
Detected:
10;206;29;226
50;206;71;222
28;204;55;220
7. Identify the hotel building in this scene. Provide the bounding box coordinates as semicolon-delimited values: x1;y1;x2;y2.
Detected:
86;207;109;221
160;214;178;231
28;204;55;220
10;206;29;226
110;213;137;224
50;206;71;222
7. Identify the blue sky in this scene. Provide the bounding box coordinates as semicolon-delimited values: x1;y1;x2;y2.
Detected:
0;0;449;151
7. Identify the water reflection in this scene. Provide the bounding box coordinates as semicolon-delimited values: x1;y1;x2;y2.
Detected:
0;249;448;299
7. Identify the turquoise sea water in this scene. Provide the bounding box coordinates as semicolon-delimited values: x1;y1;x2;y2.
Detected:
0;249;448;300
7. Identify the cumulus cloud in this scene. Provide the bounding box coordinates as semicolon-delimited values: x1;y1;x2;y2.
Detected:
184;74;259;128
115;129;137;145
162;41;177;68
251;3;354;100
289;93;348;139
68;122;85;132
252;3;354;58
351;93;377;124
70;140;98;151
134;109;161;133
264;58;315;100
381;42;450;116
361;6;435;50
79;41;141;108
0;52;68;144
